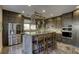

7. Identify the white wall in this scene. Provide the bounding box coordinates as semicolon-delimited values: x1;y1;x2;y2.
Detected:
0;6;2;52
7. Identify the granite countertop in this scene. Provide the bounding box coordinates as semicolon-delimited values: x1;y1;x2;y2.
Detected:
24;31;52;36
24;30;62;36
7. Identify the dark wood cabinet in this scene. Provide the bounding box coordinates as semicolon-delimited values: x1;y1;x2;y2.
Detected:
2;10;23;46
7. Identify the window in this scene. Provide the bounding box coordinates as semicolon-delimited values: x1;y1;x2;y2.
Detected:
24;24;30;30
31;24;36;30
24;19;37;31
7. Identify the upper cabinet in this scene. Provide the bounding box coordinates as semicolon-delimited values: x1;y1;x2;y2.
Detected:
62;12;73;26
46;16;62;30
52;18;57;28
46;18;56;29
56;16;62;29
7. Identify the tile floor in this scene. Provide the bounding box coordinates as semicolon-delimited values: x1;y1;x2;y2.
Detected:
0;44;66;54
0;44;23;54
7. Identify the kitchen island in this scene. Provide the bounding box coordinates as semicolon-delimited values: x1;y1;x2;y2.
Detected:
22;31;57;54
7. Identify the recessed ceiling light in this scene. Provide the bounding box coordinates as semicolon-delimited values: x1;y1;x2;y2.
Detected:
42;10;46;13
22;11;24;13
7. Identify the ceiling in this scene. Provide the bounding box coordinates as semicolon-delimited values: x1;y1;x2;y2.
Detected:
2;5;77;18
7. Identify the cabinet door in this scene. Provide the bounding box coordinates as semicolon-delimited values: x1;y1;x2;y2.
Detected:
52;18;57;28
56;17;62;41
73;10;79;25
56;17;62;29
46;18;56;29
62;13;73;26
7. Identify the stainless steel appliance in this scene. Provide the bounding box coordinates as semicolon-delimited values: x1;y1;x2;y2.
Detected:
8;23;21;46
62;25;72;40
8;23;16;45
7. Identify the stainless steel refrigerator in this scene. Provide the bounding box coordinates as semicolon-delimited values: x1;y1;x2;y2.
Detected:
8;23;21;46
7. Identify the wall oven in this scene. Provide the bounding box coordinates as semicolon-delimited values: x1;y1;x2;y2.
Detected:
62;25;72;39
62;32;72;37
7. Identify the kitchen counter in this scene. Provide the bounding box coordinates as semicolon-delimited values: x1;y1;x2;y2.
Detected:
24;30;62;36
22;30;59;54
